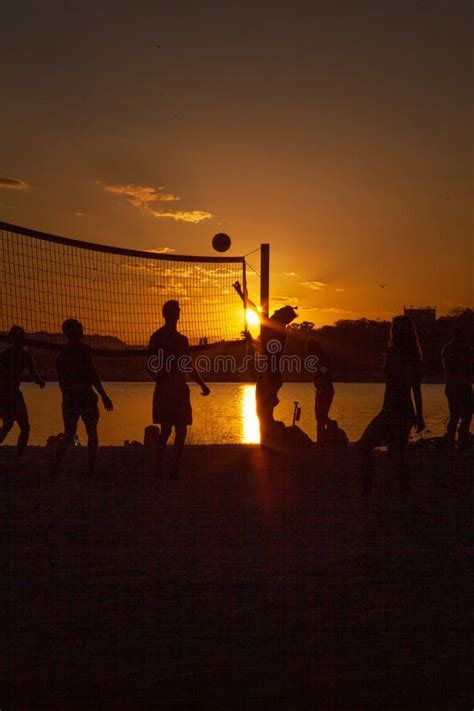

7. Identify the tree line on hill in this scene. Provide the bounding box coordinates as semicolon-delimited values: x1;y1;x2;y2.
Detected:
2;308;472;383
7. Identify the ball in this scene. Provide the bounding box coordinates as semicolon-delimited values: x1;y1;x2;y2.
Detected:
212;232;231;253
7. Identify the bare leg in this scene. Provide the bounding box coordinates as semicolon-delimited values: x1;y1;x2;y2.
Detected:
315;387;335;445
316;418;328;445
458;407;472;450
0;417;15;445
16;419;31;458
355;441;374;496
355;412;387;496
157;424;172;476
55;419;78;473
85;419;99;475
258;410;274;446
170;424;187;479
256;376;279;446
389;426;411;493
445;396;459;447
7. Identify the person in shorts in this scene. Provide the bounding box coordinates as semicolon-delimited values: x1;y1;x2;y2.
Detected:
307;337;336;445
55;319;113;474
442;325;472;450
147;300;210;479
356;316;425;494
0;325;46;458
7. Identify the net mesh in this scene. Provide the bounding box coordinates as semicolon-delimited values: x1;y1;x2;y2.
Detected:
0;222;247;352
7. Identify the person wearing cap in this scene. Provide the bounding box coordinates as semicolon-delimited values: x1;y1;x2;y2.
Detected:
233;282;298;443
0;325;46;457
257;305;298;443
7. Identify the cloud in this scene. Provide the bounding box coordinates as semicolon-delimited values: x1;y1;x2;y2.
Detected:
103;182;212;223
289;304;351;314
0;177;30;190
318;307;353;314
301;280;327;290
284;272;298;277
147;208;212;224
273;295;300;304
104;184;181;207
335;288;344;292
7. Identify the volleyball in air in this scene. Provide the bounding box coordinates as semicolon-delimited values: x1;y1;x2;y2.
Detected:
212;233;231;252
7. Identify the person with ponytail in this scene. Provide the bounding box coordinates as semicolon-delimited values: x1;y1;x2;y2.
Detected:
356;315;425;494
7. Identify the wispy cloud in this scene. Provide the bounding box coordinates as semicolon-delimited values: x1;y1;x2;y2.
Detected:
103;182;212;224
301;280;327;290
147;208;212;224
335;288;345;292
318;307;353;314
104;184;181;206
0;177;30;190
284;272;298;277
290;304;352;314
273;295;300;304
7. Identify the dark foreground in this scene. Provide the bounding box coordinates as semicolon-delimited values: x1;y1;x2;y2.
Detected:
2;443;473;709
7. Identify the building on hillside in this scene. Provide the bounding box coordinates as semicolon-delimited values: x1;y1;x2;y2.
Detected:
403;306;436;329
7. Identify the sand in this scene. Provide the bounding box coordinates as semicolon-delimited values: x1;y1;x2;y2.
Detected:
2;442;473;708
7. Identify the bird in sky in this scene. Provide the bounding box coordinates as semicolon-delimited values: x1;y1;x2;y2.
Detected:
378;283;388;288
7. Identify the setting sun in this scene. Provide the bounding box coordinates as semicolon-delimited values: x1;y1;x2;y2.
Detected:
246;308;261;327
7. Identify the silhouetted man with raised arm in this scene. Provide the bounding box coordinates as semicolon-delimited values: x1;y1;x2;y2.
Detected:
442;325;473;450
147;300;210;479
55;319;113;475
233;281;297;444
0;325;45;457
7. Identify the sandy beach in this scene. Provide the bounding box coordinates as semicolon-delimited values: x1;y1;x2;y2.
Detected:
2;442;473;708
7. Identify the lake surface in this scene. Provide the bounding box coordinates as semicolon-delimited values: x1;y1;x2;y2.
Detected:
6;382;452;446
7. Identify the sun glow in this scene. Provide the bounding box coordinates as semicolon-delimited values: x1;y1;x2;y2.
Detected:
246;308;261;327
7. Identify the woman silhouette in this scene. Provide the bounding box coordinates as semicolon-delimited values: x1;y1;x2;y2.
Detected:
356;315;425;494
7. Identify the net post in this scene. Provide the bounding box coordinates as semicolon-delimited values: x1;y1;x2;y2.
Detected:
260;243;270;322
242;259;248;324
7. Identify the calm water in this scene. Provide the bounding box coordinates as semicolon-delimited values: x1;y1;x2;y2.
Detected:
6;382;452;446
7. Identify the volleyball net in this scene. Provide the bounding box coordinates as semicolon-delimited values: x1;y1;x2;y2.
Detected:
0;222;248;353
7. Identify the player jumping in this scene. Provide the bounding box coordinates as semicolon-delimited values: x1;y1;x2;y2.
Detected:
233;281;297;444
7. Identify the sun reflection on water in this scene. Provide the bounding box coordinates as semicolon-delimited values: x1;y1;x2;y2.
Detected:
242;384;260;443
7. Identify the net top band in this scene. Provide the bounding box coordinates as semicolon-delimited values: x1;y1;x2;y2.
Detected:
0;221;245;264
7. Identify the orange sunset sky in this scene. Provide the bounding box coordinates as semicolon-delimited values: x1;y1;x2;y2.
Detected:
1;0;472;325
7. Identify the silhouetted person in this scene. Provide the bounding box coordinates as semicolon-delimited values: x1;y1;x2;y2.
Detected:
442;325;472;450
147;300;210;479
307;338;336;444
55;319;113;475
356;316;425;494
0;325;45;457
233;281;297;444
